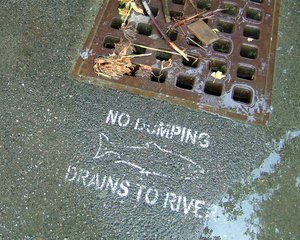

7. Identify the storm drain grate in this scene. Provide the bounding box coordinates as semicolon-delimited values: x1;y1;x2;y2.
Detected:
72;0;280;125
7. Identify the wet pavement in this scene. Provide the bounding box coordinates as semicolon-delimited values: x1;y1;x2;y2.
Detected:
0;0;299;239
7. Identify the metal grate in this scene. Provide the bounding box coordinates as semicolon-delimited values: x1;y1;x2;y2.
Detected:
72;0;281;125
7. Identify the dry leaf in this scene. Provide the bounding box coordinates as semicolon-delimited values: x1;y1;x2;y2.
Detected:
94;56;134;78
114;42;134;55
211;71;226;79
94;41;152;78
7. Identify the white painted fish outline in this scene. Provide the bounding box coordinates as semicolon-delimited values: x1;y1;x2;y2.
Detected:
93;133;205;178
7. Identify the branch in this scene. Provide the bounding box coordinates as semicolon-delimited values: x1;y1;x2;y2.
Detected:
161;0;171;23
141;0;189;60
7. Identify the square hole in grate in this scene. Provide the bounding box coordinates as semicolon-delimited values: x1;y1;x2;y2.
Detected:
156;51;172;61
246;8;263;21
182;55;200;68
216;19;235;34
210;59;227;73
176;75;195;90
250;0;263;3
243;26;260;39
240;45;258;59
103;36;120;48
213;39;232;54
143;5;159;17
137;23;153;36
167;29;179;41
172;0;186;5
197;0;212;10
237;65;255;80
232;86;253;104
133;44;146;54
170;11;183;19
204;81;223;96
187;34;203;47
221;3;239;16
111;17;123;29
151;69;167;83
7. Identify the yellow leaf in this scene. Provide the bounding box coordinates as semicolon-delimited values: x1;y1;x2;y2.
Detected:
118;8;130;20
131;2;144;14
211;71;226;79
119;0;132;5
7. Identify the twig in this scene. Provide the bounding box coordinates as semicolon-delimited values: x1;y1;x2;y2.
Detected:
141;0;189;60
123;5;133;24
132;43;200;60
178;24;185;35
186;37;206;51
170;11;205;29
187;0;198;13
127;53;152;58
96;72;112;79
161;0;171;23
170;8;224;30
201;8;225;19
133;43;178;55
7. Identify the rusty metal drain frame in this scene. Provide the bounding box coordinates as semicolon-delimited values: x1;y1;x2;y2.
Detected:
72;0;281;125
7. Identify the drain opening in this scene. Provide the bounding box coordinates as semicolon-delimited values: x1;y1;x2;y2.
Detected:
133;44;146;54
151;69;167;83
221;3;239;16
240;45;258;59
176;75;195;90
137;23;153;36
187;34;203;47
216;20;234;34
243;26;260;39
210;59;227;73
237;65;255;80
204;81;223;96
232;86;253;104
172;0;185;5
250;0;264;4
111;17;123;29
182;55;200;68
143;5;159;17
170;11;183;19
197;0;212;10
103;36;120;48
156;51;172;61
167;29;179;41
213;39;232;54
73;0;280;125
246;8;263;21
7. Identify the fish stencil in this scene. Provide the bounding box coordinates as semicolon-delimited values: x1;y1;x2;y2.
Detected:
93;133;205;179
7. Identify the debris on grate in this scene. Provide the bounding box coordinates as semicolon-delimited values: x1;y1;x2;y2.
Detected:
187;19;219;45
72;0;281;125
